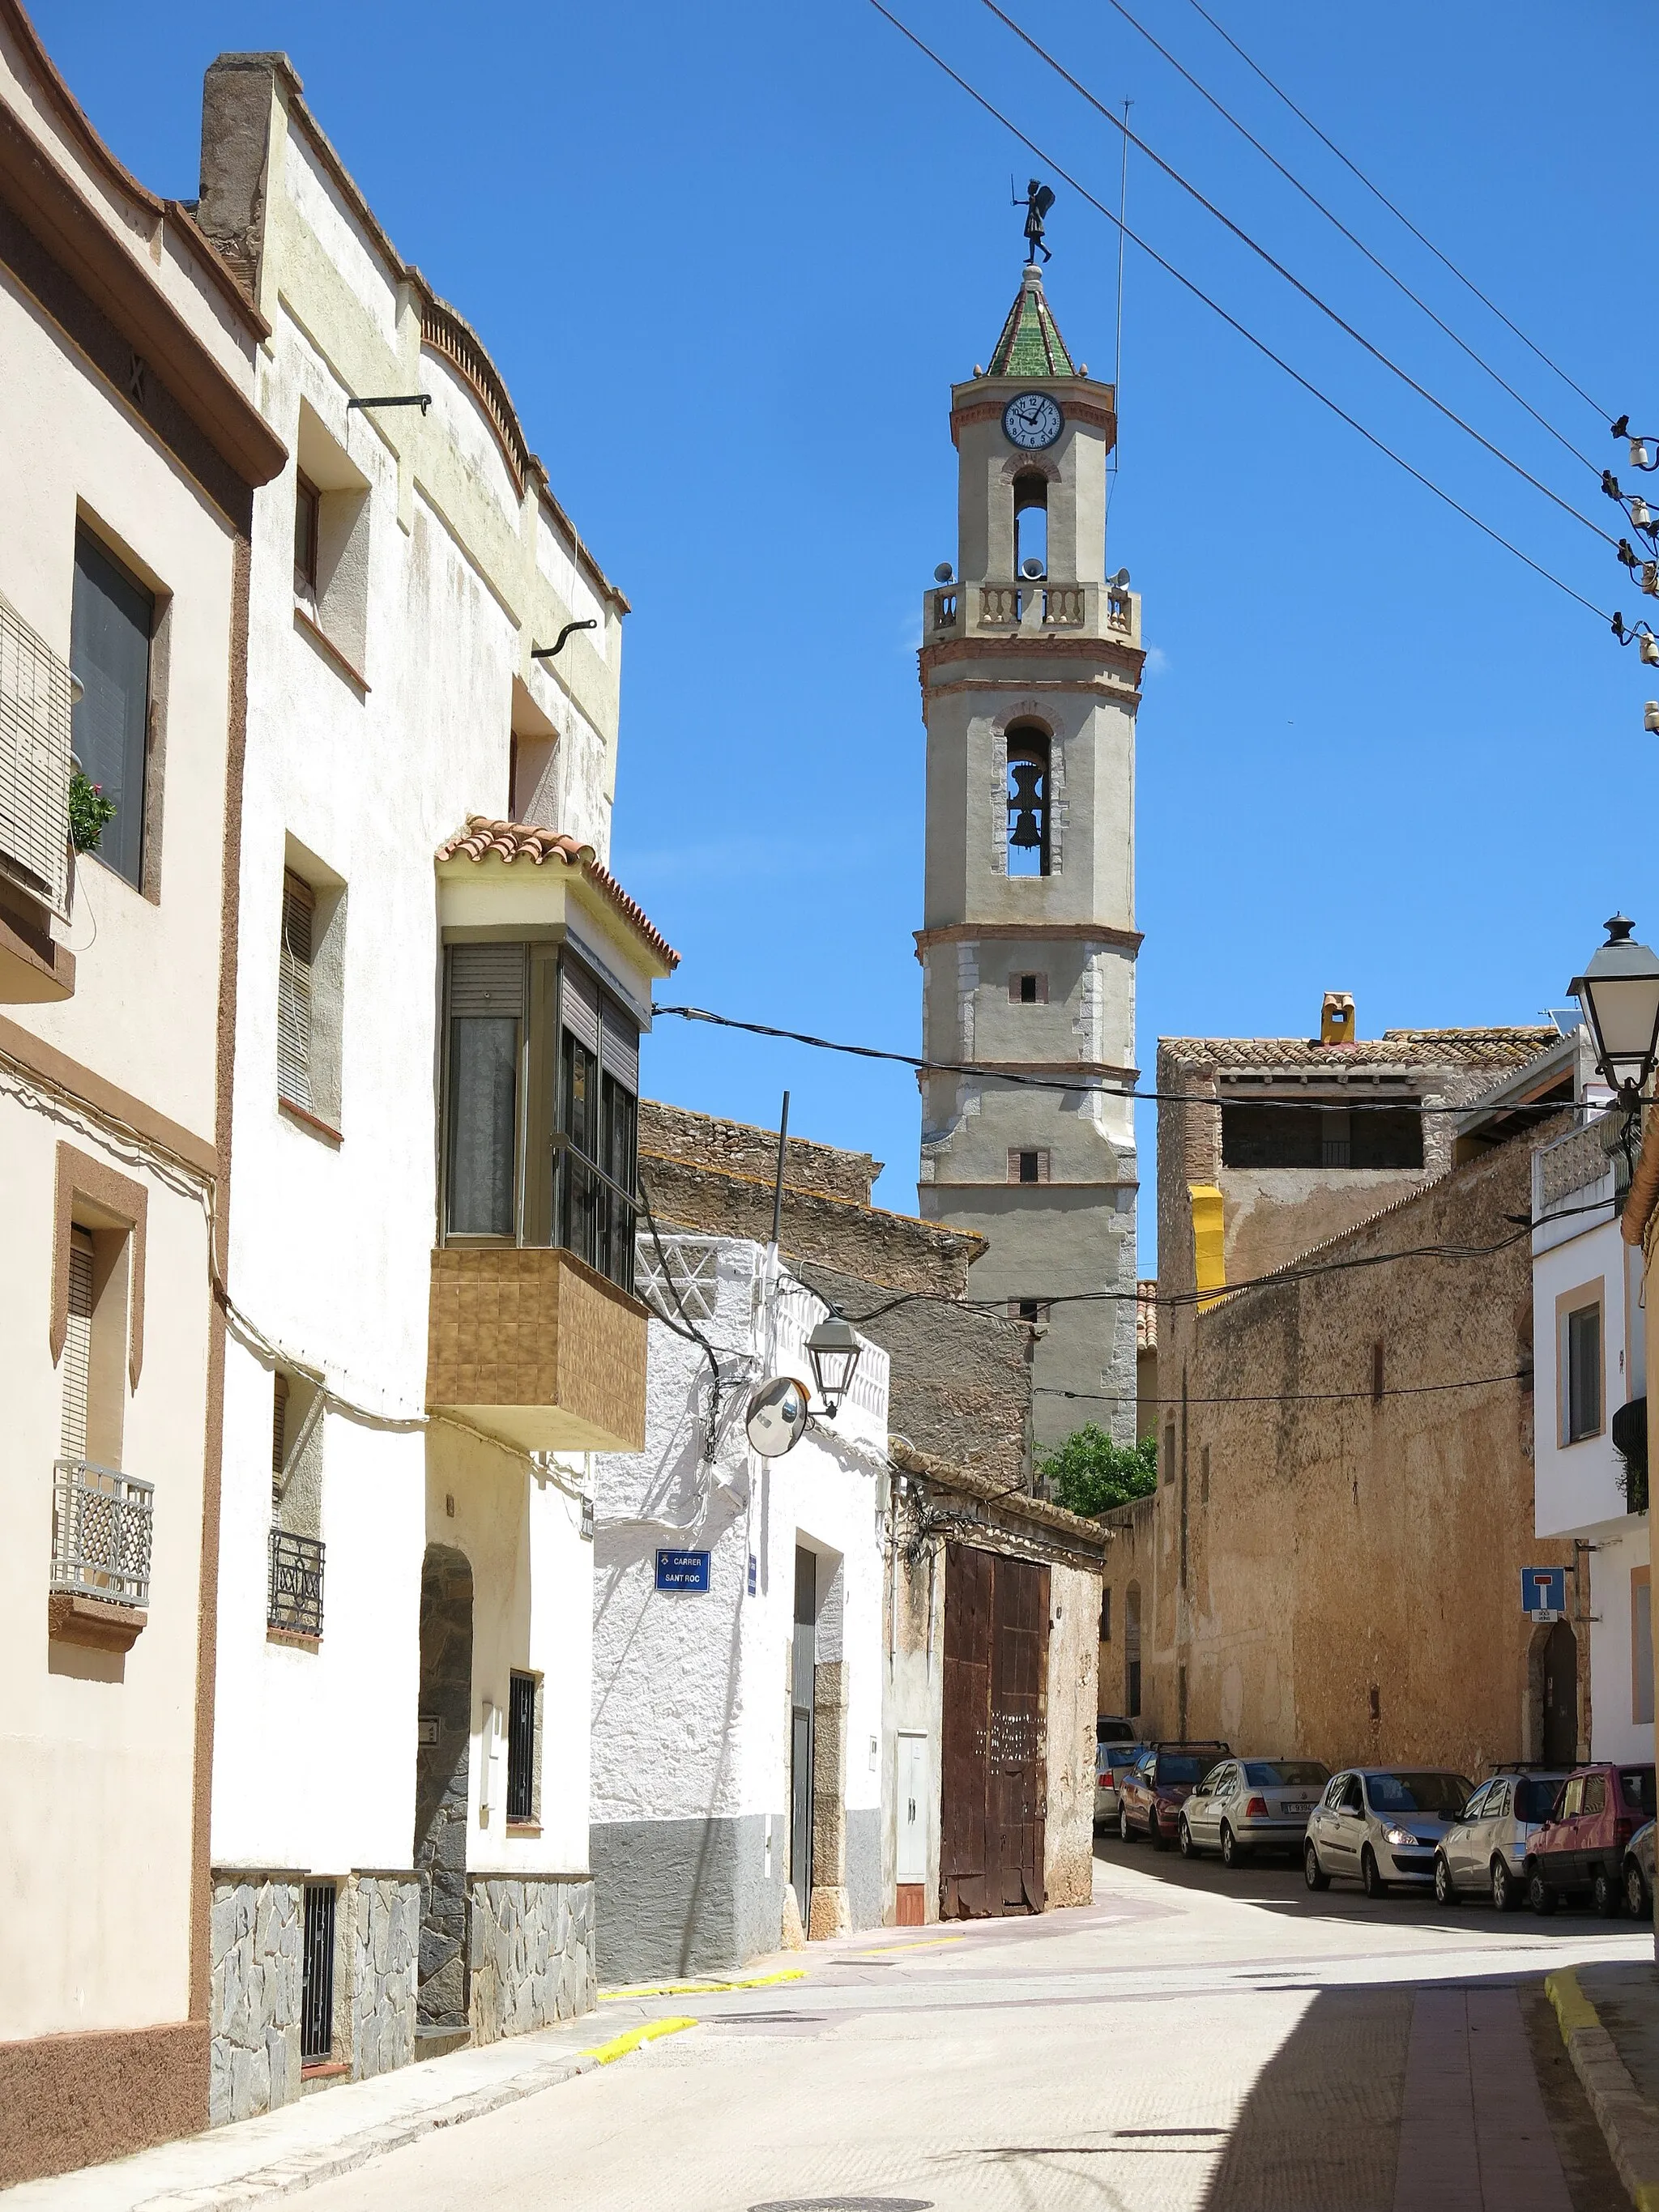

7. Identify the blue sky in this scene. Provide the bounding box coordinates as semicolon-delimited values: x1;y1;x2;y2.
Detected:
36;0;1651;1245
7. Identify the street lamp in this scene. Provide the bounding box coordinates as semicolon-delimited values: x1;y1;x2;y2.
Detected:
1567;915;1659;1109
805;1306;863;1417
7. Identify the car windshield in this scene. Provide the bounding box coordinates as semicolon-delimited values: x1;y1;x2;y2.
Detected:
1622;1769;1657;1817
1108;1747;1141;1770
1156;1755;1207;1786
1364;1772;1472;1817
1515;1777;1564;1823
1243;1761;1328;1788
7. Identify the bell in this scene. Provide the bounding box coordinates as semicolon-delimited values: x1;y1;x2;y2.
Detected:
1009;809;1043;849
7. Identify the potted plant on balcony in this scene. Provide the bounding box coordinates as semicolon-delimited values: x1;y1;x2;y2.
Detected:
67;767;116;856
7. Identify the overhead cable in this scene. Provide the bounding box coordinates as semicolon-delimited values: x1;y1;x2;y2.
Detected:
864;0;1613;620
979;0;1614;544
1081;0;1601;480
1036;1370;1529;1404
1179;0;1613;425
651;1000;1591;1118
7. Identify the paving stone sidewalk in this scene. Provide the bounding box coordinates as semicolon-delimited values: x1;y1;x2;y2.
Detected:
1547;1959;1659;2209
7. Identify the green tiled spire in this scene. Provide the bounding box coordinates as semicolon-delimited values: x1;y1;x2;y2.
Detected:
987;263;1075;377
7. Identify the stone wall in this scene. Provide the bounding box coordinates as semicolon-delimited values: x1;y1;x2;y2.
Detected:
641;1099;879;1205
467;1875;595;2043
1145;1119;1584;1777
415;1547;473;2033
208;1875;301;2126
348;1877;419;2080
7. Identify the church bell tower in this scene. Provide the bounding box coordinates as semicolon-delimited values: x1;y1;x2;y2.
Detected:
915;252;1144;1451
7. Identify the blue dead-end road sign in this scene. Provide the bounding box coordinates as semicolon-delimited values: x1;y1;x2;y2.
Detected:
1521;1566;1567;1620
656;1549;710;1593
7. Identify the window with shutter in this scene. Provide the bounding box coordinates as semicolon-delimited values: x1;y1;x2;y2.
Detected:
278;872;316;1111
445;944;526;1237
60;1227;94;1461
70;527;153;890
555;955;639;1291
271;1371;289;1502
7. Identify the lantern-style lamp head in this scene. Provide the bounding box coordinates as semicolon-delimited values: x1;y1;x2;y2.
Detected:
1568;914;1659;1106
805;1306;863;1414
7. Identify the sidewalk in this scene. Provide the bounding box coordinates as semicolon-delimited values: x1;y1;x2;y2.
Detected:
0;1969;800;2212
1546;1960;1659;2209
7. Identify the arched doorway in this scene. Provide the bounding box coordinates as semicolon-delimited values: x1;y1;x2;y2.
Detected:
1542;1619;1578;1765
414;1545;473;2046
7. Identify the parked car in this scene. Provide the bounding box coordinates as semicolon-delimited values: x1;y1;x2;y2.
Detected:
1433;1767;1569;1911
1179;1758;1332;1867
1094;1741;1145;1828
1303;1768;1473;1899
1624;1818;1656;1921
1525;1763;1657;1916
1118;1742;1231;1851
1097;1715;1139;1747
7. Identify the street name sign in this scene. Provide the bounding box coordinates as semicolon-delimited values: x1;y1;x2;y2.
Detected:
656;1549;711;1593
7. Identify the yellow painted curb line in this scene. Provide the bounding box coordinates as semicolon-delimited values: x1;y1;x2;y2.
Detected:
599;1968;806;2001
1545;1966;1599;2037
582;2015;697;2065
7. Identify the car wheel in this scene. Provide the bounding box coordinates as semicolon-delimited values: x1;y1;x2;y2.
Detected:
1360;1847;1389;1900
1178;1816;1197;1859
1221;1822;1243;1870
1529;1866;1557;1916
1304;1841;1330;1892
1149;1812;1169;1852
1434;1854;1456;1907
1593;1866;1623;1919
1491;1858;1517;1914
1119;1804;1133;1844
1626;1860;1650;1921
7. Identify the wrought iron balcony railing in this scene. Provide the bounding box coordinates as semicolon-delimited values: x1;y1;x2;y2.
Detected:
269;1528;325;1638
52;1460;153;1608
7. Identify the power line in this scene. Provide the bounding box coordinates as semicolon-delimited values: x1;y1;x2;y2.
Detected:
1179;0;1613;426
1087;0;1601;483
864;0;1613;621
652;1000;1590;1117
1036;1370;1528;1405
979;0;1615;546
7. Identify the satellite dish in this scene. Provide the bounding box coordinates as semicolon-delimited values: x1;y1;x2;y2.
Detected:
1111;566;1131;589
933;561;954;583
746;1375;810;1458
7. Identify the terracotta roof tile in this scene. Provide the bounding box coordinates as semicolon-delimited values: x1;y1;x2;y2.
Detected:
435;816;679;970
1136;1280;1157;1353
1160;1026;1554;1073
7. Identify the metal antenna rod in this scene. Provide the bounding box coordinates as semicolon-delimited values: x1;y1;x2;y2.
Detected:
771;1090;791;1248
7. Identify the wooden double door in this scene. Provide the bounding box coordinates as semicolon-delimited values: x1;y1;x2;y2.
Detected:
940;1543;1050;1918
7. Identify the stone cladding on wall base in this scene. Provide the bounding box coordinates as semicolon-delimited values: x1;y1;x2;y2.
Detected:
209;1875;301;2126
348;1876;420;2080
467;1874;595;2044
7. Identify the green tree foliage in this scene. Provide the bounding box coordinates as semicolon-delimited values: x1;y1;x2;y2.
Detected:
1040;1425;1158;1517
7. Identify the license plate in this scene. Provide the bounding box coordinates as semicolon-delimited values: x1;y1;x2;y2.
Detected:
1282;1802;1311;1816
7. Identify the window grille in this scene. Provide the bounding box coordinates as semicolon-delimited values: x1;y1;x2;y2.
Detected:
0;591;74;918
268;1528;324;1638
278;872;316;1110
507;1671;536;1822
301;1882;336;2064
52;1460;153;1607
61;1228;94;1460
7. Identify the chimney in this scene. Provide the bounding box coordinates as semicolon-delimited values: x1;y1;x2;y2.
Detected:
1320;991;1356;1046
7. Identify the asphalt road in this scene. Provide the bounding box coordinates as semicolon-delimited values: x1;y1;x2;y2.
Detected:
292;1834;1649;2211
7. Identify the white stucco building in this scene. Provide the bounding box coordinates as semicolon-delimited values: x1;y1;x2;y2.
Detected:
1533;1110;1651;1766
591;1236;889;1980
190;52;672;2120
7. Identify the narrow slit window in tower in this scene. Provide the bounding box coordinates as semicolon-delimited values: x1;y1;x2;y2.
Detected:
1013;472;1047;579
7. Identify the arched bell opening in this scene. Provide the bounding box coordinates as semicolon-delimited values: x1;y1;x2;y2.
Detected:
1013;471;1048;581
1006;724;1051;878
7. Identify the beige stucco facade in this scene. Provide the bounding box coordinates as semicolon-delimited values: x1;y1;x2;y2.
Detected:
0;6;284;2184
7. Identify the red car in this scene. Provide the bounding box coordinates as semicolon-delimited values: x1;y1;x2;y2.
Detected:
1525;1762;1657;1916
1117;1741;1231;1852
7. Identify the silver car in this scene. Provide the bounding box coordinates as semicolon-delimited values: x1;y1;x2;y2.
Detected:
1433;1769;1568;1912
1094;1741;1144;1828
1179;1758;1332;1867
1304;1767;1473;1899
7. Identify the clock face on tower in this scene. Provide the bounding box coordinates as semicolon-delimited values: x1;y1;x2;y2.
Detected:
1002;391;1064;450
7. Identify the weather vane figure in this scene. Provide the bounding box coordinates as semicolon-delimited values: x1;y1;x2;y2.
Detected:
1013;177;1056;263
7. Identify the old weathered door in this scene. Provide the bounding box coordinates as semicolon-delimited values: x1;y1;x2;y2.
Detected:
940;1544;1049;1918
